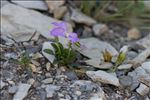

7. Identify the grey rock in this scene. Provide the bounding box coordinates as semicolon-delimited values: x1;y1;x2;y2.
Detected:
136;34;150;48
86;71;120;87
127;28;141;40
11;0;48;10
76;38;118;61
1;0;9;8
89;93;106;100
93;23;109;36
13;83;31;100
45;85;60;98
42;78;53;84
71;9;96;26
0;80;6;89
119;76;132;87
141;61;150;74
131;48;150;65
85;60;113;69
8;85;18;94
54;6;67;19
42;42;55;63
64;71;78;80
118;64;133;70
1;4;72;43
127;51;138;59
136;83;150;96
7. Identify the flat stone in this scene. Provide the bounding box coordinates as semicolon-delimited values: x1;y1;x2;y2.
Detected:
42;42;55;63
8;85;18;94
45;0;65;12
76;38;118;61
27;78;35;85
93;23;109;36
45;85;60;98
1;0;9;8
118;64;133;70
0;80;6;89
131;48;150;66
86;70;120;87
13;83;31;100
136;83;149;96
54;6;67;19
11;0;48;10
119;76;132;87
127;28;141;40
136;34;150;48
141;61;150;74
71;9;96;26
1;4;72;43
42;78;53;84
85;60;113;69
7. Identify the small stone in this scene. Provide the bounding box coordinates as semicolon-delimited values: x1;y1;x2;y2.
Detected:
54;6;67;19
136;34;150;48
64;71;78;80
29;64;37;72
8;85;18;94
82;26;92;38
118;64;133;70
71;9;96;26
75;91;82;96
13;83;31;100
0;80;6;89
31;60;40;66
127;28;141;40
45;85;60;98
27;78;35;85
42;78;53;84
93;24;109;36
141;61;150;74
46;0;65;12
46;62;51;71
119;76;132;87
136;83;149;96
86;70;120;87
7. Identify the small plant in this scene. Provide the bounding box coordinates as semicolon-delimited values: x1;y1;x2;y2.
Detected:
103;46;128;72
44;22;81;66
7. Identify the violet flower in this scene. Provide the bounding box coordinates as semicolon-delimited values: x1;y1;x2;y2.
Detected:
50;22;80;43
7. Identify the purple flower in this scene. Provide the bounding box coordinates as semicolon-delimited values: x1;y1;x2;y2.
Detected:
50;21;80;43
68;33;79;43
50;22;67;37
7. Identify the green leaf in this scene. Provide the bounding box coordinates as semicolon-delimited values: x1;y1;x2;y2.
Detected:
43;49;54;55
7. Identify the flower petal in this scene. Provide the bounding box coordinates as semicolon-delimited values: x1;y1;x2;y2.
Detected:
50;27;65;37
52;22;67;32
68;32;79;43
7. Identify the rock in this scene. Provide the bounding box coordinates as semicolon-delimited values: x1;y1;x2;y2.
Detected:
0;80;6;89
75;91;82;96
45;85;60;98
118;64;133;70
63;12;75;28
13;83;31;100
127;51;138;59
136;83;149;96
119;76;132;87
1;0;9;8
85;60;113;69
131;48;150;66
29;64;37;72
11;0;48;10
46;62;51;71
141;61;150;74
64;71;78;80
42;42;55;63
1;4;72;43
136;34;150;48
127;28;141;40
89;93;106;100
93;24;109;36
42;78;53;84
86;70;120;87
27;78;35;85
8;85;18;94
82;26;92;38
45;0;65;12
71;9;96;26
54;6;67;19
76;38;118;61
